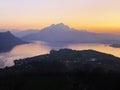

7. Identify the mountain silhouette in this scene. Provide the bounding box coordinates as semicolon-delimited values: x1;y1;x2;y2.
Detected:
13;30;39;38
0;31;27;52
22;23;120;44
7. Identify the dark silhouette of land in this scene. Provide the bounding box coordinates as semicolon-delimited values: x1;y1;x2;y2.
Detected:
110;44;120;48
0;31;28;52
0;49;120;90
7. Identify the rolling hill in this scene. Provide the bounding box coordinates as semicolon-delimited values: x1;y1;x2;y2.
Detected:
0;31;27;52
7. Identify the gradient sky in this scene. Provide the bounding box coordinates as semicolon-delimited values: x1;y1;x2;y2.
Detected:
0;0;120;33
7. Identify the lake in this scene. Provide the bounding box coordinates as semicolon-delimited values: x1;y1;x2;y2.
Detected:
0;41;120;68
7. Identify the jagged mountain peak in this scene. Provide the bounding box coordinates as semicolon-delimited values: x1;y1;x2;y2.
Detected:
51;23;65;27
43;23;72;31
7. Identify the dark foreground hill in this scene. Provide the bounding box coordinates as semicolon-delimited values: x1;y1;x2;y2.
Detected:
11;49;120;73
0;49;120;90
0;31;27;52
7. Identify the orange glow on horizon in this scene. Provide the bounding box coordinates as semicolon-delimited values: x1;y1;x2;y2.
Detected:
0;0;120;33
0;23;120;34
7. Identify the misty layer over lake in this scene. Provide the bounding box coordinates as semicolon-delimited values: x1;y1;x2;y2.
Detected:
0;41;120;68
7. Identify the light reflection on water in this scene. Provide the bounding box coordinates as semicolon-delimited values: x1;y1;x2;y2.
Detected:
0;41;120;68
68;43;120;57
0;41;51;68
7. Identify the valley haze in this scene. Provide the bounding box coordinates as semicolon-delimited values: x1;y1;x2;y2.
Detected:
14;23;120;45
1;23;120;48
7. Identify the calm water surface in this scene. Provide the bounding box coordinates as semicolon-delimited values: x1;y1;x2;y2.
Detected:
0;41;120;68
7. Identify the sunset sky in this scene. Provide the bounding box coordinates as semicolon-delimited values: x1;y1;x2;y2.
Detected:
0;0;120;33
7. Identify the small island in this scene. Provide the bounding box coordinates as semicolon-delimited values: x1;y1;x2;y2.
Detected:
110;44;120;48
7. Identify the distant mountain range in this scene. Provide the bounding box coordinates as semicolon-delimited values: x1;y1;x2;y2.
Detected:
1;23;120;46
13;30;39;38
20;23;120;44
0;31;27;52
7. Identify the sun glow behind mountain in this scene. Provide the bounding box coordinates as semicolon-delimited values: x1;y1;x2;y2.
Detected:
0;0;120;33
